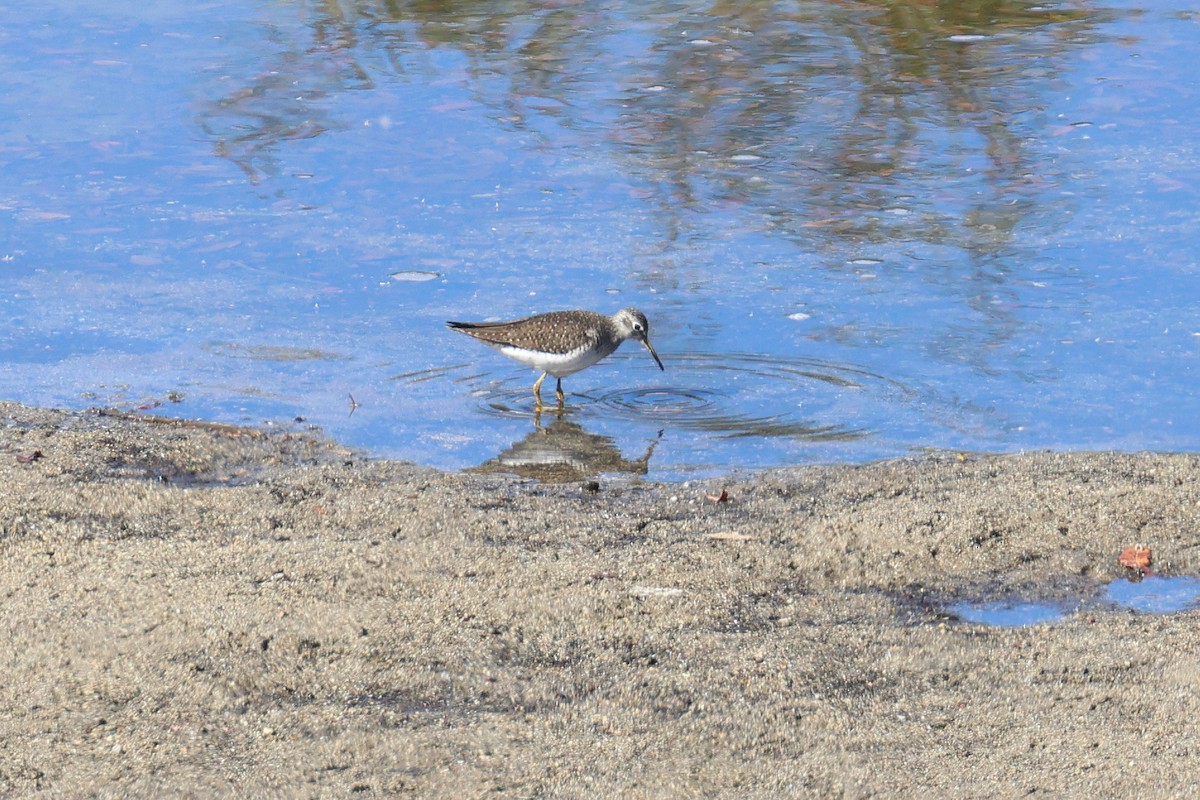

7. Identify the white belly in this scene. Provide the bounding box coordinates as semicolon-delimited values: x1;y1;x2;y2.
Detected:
498;341;619;377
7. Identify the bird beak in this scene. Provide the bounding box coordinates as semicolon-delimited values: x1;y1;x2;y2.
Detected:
642;339;665;371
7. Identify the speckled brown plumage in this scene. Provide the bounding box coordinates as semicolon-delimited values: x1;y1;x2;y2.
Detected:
447;308;663;407
446;310;608;355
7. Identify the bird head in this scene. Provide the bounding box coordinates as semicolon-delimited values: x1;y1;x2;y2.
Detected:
615;308;664;371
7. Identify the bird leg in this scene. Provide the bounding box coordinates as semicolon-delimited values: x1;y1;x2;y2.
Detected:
555;378;565;406
532;371;547;409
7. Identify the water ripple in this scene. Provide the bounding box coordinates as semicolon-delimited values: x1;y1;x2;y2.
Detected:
442;351;917;443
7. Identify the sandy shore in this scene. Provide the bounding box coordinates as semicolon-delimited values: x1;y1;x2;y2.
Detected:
2;400;1198;798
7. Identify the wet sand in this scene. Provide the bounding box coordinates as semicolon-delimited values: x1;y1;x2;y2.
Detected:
2;400;1199;798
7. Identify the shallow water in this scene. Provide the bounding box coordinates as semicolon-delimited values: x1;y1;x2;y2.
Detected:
949;575;1200;627
3;0;1200;479
1104;575;1200;615
949;600;1068;628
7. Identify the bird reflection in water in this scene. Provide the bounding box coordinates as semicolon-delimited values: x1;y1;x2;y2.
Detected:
469;412;661;483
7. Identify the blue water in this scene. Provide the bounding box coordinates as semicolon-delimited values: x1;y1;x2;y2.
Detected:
1105;576;1200;614
3;1;1200;478
949;600;1067;628
950;576;1200;627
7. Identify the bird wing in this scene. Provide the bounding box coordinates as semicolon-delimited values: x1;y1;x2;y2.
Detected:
447;312;603;354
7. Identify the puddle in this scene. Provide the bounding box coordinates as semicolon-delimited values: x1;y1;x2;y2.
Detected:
949;601;1067;628
1103;576;1200;614
946;576;1200;627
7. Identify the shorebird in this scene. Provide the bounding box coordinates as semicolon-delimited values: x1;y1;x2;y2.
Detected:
447;307;664;408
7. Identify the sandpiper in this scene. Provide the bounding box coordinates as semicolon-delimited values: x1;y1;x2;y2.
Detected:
447;307;664;407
